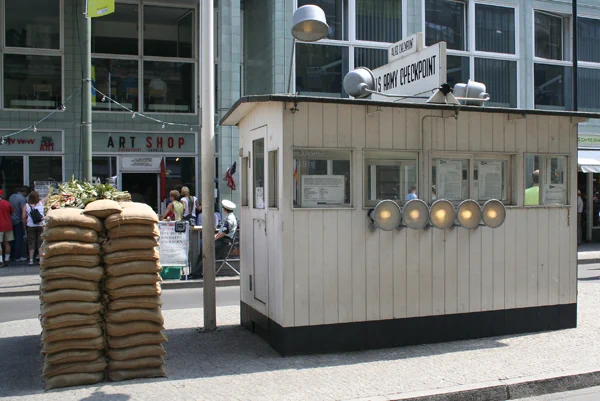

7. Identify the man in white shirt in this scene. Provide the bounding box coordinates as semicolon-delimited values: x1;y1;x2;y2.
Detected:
578;190;584;246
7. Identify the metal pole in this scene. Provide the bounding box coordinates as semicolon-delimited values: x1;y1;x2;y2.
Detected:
201;0;217;331
82;0;93;182
573;0;578;111
286;38;296;93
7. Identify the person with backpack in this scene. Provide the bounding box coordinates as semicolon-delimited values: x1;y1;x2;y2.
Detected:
180;186;197;224
0;190;14;267
21;191;44;266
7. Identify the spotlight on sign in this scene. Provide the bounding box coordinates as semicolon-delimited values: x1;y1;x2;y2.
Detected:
457;199;482;229
343;67;375;99
481;199;506;228
452;80;491;106
402;199;430;229
429;199;456;229
368;200;401;231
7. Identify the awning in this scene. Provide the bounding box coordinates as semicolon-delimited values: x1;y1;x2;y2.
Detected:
579;150;600;173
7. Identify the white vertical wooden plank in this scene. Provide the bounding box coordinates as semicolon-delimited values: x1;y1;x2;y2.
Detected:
293;213;309;326
293;106;309;147
338;105;352;148
526;209;539;307
548;209;560;305
480;113;493;152
526;115;538;153
558;208;570;304
558;117;571;154
281;112;295;327
515;209;528;308
504;119;516;153
444;112;457;151
308;211;324;325
569;121;578;304
457;113;470;151
366;228;381;321
379;230;394;319
323;211;338;324
432;229;445;315
548;115;559;154
537;114;549;153
322;103;338;148
406;229;420;317
419;229;433;316
421;110;432;157
515;118;527;206
338;211;353;322
492;113;504;152
351;106;366;321
493;219;506;311
308;103;323;148
366;108;380;149
393;108;407;149
469;112;481;152
434;111;445;151
457;228;470;313
480;227;494;311
445;228;458;314
469;229;482;312
393;228;408;318
537;208;550;306
504;210;516;309
405;109;420;150
379;107;393;150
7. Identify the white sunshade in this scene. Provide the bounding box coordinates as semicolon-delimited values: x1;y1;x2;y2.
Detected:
579;150;600;173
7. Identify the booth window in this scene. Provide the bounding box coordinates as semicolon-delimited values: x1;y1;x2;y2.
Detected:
525;154;568;206
242;157;249;206
92;157;118;184
268;150;278;208
293;148;351;208
474;159;509;202
432;158;469;203
253;139;265;209
364;151;418;207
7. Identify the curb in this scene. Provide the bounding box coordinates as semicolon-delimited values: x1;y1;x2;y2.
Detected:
578;258;600;265
0;277;241;298
346;369;600;401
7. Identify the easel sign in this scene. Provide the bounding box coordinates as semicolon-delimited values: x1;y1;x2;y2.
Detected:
158;221;189;269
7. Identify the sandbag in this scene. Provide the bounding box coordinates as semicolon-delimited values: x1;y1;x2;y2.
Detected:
105;274;162;291
103;237;158;254
41;254;101;269
106;308;164;325
107;224;160;239
45;208;103;232
42;227;99;243
83;199;123;218
107;283;161;300
41;301;102;318
108;296;163;310
41;278;98;292
41;313;102;330
108;356;163;371
42;335;105;354
107;344;166;361
106;321;163;337
42;324;103;343
45;372;104;390
104;203;158;229
108;366;166;382
41;242;100;258
43;357;106;378
40;266;103;282
105;261;162;277
45;349;103;365
103;249;159;265
107;332;168;349
40;289;100;304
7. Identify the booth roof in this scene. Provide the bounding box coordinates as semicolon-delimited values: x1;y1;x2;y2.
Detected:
220;94;600;127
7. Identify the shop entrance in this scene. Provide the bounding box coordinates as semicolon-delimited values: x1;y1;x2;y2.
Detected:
121;173;159;212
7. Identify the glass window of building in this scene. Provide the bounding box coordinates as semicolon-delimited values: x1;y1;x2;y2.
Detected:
0;156;24;197
354;48;387;71
298;0;346;41
425;0;466;51
534;64;571;110
475;4;515;54
475;58;517;108
4;55;62;109
446;56;470;88
143;62;194;113
4;0;60;49
92;59;139;111
364;151;417;207
296;44;347;97
29;156;63;188
578;68;600;112
535;12;564;61
525;154;568;206
91;4;138;55
144;6;194;58
166;157;196;196
253;138;265;209
578;18;600;63
92;157;118;184
356;0;402;43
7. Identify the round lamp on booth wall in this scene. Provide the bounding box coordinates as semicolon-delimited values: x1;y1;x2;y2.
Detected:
481;199;506;228
343;67;375;98
291;5;330;42
369;200;401;231
402;199;430;229
430;199;456;229
457;199;482;229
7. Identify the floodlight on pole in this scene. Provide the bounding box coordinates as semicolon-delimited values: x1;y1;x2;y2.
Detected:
287;5;329;93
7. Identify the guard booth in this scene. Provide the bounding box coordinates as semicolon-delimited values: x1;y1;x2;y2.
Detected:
221;94;594;356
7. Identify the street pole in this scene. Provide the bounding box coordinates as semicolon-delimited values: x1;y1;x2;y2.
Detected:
82;0;93;182
201;0;217;331
573;0;578;111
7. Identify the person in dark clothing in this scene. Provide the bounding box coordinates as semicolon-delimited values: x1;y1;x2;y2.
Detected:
8;186;28;262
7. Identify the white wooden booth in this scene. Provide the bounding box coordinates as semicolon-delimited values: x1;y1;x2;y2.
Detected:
222;95;593;355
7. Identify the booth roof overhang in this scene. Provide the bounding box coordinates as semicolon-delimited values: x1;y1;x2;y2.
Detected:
579;150;600;173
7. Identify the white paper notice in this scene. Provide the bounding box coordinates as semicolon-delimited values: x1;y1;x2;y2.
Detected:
478;161;503;200
255;187;265;209
301;175;345;207
437;160;463;201
543;184;566;205
158;222;189;267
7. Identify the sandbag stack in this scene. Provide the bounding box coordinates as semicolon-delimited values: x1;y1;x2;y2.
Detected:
39;209;106;390
103;202;167;382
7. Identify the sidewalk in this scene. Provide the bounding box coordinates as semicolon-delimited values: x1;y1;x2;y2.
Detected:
2;281;600;400
577;242;600;264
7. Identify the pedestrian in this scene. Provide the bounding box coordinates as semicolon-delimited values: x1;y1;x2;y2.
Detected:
8;186;28;262
22;191;44;266
578;189;584;246
161;190;184;221
0;190;14;267
405;185;418;201
180;186;197;223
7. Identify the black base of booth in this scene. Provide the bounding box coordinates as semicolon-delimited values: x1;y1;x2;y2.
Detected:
240;301;577;356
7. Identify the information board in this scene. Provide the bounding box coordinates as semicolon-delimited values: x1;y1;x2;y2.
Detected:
301;175;345;207
437;160;463;201
35;181;58;201
478;161;503;200
159;221;189;267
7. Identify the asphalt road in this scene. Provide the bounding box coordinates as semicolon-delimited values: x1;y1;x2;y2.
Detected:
0;286;241;323
515;385;600;400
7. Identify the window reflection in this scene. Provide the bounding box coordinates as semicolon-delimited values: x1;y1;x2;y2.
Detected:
144;6;194;58
296;44;347;97
92;59;138;111
5;0;60;49
426;0;466;51
4;55;62;109
92;4;139;55
143;62;194;113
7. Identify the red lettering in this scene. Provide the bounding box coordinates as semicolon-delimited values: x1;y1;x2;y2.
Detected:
27;138;35;144
7;138;14;144
146;137;152;148
178;137;184;148
168;137;174;148
156;137;163;148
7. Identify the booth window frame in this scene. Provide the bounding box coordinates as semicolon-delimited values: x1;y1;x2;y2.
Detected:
523;153;569;207
430;151;514;205
291;147;354;210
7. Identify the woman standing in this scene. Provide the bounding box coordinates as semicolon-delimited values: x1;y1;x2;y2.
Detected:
161;190;184;221
22;191;44;266
180;186;197;222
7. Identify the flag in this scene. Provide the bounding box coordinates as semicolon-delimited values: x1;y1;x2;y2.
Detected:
160;158;167;201
223;161;237;190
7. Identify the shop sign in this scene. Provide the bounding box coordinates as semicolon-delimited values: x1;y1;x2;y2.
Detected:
0;132;62;152
158;221;189;267
388;33;424;63
121;157;162;172
578;135;600;148
93;132;195;153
